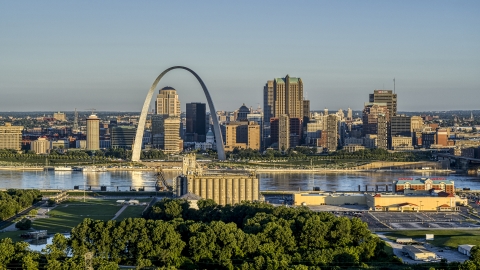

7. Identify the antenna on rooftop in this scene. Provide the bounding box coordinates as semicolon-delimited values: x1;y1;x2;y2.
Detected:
393;78;396;93
86;108;96;115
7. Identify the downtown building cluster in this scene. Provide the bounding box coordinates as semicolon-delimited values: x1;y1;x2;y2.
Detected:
0;77;480;158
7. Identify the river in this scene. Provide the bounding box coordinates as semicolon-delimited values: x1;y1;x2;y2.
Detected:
0;170;479;192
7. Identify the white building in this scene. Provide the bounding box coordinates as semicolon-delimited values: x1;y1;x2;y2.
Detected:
458;245;475;256
31;137;50;154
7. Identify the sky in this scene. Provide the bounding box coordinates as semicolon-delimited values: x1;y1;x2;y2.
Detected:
1;1;479;112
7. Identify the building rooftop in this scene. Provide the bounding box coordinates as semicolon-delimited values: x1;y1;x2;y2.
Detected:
396;178;454;185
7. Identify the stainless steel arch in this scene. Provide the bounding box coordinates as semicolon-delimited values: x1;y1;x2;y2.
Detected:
131;66;226;161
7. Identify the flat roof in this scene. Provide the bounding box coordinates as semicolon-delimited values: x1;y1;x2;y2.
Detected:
403;245;434;255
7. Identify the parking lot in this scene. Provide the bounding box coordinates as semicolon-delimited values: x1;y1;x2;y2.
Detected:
376;233;470;263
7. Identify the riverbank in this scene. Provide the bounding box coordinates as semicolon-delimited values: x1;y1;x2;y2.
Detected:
0;166;457;174
208;168;458;174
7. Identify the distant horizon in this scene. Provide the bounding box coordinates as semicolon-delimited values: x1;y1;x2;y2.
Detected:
0;109;479;115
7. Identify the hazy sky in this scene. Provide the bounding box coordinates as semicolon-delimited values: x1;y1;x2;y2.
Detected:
1;1;479;112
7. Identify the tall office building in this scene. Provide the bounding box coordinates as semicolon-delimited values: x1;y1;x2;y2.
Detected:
377;114;388;149
263;75;304;149
326;114;338;152
86;114;100;150
163;117;182;153
155;87;181;116
264;75;304;120
263;80;274;124
303;100;310;120
0;123;23;151
369;90;397;120
111;126;136;150
151;87;182;152
186;102;207;142
362;103;389;136
278;115;290;151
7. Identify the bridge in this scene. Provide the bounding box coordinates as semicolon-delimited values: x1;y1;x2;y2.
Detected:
435;153;480;171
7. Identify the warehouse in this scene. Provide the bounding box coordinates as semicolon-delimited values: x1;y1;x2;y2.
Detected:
402;245;436;261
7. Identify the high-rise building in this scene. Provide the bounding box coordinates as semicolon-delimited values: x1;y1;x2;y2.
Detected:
391;115;411;137
163;117;182;153
326;114;338;152
263;80;274;124
86;114;100;150
303;100;310;121
155;87;181;116
289;118;302;148
347;108;353;120
362;103;389;136
186;102;207;142
377;114;388;149
369;90;397;120
278;115;290;151
390;115;411;149
264;75;304;120
0;123;23;151
111;126;136;150
224;121;260;151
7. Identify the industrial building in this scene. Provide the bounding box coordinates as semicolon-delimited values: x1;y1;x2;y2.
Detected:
174;154;260;205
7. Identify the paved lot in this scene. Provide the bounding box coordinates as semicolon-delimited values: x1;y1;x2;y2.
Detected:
368;212;480;230
376;233;469;263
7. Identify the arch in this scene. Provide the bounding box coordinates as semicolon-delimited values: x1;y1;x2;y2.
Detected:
131;66;226;161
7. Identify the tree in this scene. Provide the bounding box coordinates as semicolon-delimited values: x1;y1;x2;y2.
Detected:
15;218;32;230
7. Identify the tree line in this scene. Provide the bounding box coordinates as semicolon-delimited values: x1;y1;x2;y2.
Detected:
0;189;41;221
227;147;431;162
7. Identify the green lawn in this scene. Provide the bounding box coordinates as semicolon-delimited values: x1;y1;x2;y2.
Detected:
0;230;27;242
386;230;480;248
114;205;146;220
31;200;122;234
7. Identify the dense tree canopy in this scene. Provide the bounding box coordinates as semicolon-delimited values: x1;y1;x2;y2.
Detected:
2;198;480;269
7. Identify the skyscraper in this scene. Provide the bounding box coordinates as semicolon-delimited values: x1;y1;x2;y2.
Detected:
155;87;181;116
264;75;304;120
86;114;100;150
369;90;397;120
186;102;207;142
263;75;304;149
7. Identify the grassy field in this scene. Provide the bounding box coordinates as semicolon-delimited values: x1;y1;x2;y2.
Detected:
114;205;146;220
386;230;480;248
31;200;122;234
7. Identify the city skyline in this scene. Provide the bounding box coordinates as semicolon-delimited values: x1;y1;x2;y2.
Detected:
1;1;479;112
